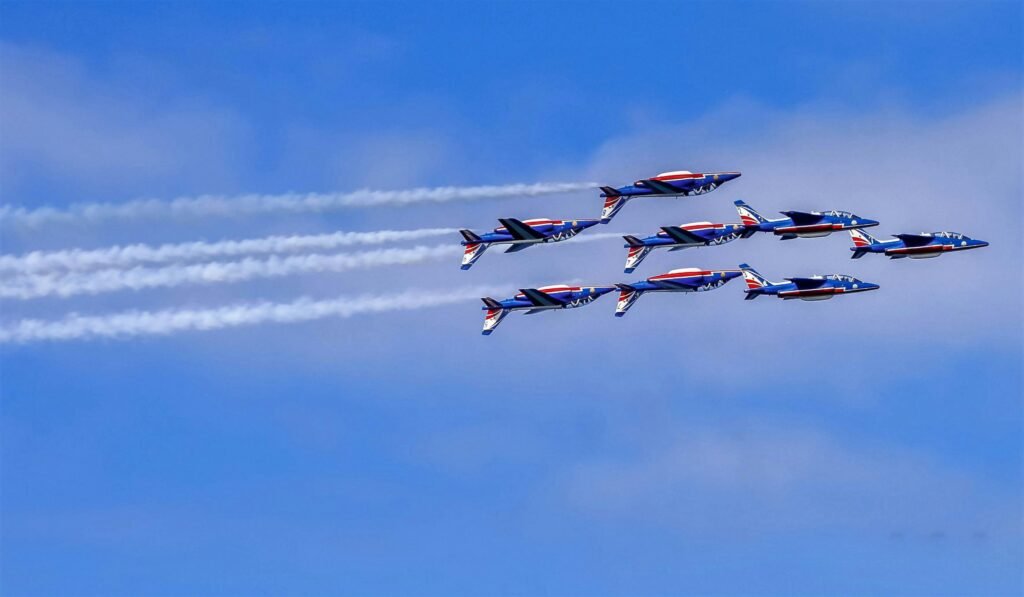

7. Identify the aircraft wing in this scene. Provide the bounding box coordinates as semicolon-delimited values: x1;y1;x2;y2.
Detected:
781;211;825;226
650;277;702;290
894;233;935;247
638;179;684;194
660;226;705;244
498;218;546;241
518;288;567;308
503;243;534;254
785;277;828;290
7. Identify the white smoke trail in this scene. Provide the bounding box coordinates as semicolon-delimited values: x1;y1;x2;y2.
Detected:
1;245;462;300
0;182;598;227
0;227;458;275
0;286;511;344
1;232;628;300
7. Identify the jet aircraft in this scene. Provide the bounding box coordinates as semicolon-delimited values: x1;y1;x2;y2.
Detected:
849;229;989;259
739;263;879;301
480;284;616;335
599;170;742;223
459;217;600;270
614;267;741;317
734;200;879;240
621;221;747;273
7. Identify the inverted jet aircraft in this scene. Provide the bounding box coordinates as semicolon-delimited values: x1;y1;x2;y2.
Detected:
739;263;879;301
734;200;879;240
459;217;600;270
849;229;989;259
614;267;741;317
480;284;616;335
599;170;742;223
621;221;747;273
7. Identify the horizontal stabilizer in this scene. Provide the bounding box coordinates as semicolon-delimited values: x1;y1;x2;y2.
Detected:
851;249;868;259
481;297;502;309
623;235;645;247
600;186;621;197
460;229;482;243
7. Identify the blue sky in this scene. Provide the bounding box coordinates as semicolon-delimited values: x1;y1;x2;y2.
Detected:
1;1;1022;595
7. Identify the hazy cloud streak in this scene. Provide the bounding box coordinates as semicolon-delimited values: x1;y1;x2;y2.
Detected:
0;286;508;344
1;245;461;300
0;182;598;227
0;227;459;274
1;232;626;300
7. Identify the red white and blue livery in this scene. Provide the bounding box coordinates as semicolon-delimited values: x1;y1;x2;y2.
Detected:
849;229;989;259
480;284;616;335
734;200;879;240
614;267;741;317
459;217;600;270
599;170;742;223
739;263;879;301
622;221;747;273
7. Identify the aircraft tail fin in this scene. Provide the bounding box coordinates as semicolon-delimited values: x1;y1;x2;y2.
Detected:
481;304;510;335
623;243;653;274
461;242;489;270
614;283;644;317
849;228;879;247
734;200;767;226
600;194;629;223
848;229;880;259
738;263;773;292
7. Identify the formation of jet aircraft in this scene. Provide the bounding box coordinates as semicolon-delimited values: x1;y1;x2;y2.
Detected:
452;167;987;334
849;229;989;259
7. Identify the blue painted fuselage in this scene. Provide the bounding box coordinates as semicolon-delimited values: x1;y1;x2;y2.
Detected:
622;221;747;273
850;230;989;259
734;200;879;240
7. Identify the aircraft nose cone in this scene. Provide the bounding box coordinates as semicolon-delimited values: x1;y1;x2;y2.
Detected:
859;218;880;228
717;172;741;183
580;219;600;228
975;240;990;248
861;282;880;291
723;270;742;280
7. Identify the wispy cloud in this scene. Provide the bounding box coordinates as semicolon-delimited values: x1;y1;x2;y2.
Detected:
1;232;627;300
0;182;597;227
0;227;459;274
1;245;461;300
0;285;508;344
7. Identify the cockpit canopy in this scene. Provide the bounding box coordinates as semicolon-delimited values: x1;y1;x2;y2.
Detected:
820;210;857;218
825;274;859;283
930;231;966;240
